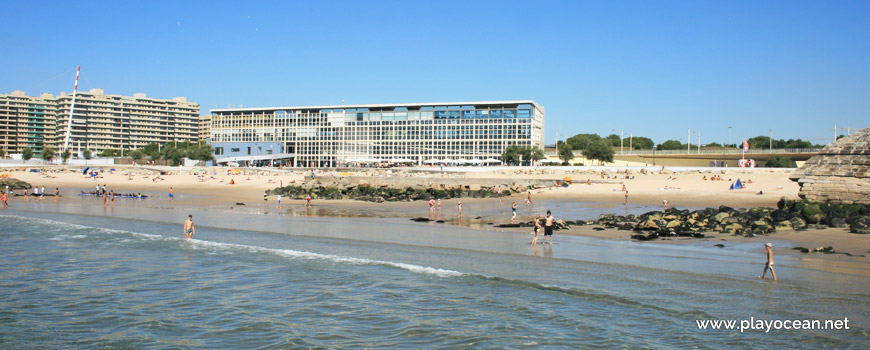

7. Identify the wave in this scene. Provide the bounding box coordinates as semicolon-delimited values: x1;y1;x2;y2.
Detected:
1;214;464;279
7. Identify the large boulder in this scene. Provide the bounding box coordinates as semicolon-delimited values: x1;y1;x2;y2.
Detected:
847;216;870;234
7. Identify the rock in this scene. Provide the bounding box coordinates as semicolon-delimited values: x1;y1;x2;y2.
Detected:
665;220;681;229
714;244;725;248
770;209;790;222
712;212;731;222
847;215;870;234
637;218;660;230
789;217;807;230
410;217;431;222
799;202;825;224
793;247;811;253
234;202;245;205
751;220;771;232
829;217;847;228
721;223;743;233
773;220;793;231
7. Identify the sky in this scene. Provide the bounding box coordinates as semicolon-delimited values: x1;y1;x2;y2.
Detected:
2;0;868;145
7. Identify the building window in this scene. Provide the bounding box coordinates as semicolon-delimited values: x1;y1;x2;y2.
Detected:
231;148;240;153
215;147;224;155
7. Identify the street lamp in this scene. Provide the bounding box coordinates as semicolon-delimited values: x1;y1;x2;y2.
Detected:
728;126;732;147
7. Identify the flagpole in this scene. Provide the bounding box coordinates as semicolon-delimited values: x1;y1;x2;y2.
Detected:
62;66;80;154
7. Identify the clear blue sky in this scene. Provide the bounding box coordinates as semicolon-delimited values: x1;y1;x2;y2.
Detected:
2;0;868;145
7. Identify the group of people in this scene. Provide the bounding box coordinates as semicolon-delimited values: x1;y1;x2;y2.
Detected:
264;191;312;208
531;210;556;245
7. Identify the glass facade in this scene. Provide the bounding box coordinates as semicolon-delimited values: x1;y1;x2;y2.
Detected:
211;101;544;167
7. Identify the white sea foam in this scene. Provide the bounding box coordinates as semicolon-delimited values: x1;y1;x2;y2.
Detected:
190;239;465;278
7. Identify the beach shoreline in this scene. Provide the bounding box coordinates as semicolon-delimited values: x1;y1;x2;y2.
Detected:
2;164;867;270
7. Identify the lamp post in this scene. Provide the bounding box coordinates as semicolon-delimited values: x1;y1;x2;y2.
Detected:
653;144;657;166
728;126;732;147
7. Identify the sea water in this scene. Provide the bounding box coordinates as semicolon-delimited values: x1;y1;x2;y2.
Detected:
1;203;868;349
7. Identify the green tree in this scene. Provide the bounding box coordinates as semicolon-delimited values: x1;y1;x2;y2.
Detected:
129;149;142;162
566;133;602;150
501;145;521;165
143;143;161;159
61;149;71;164
582;140;614;165
99;148;118;157
605;134;621;147
41;147;56;163
525;146;545;165
658;140;684;150
557;141;574;164
160;142;185;166
83;149;92;160
705;142;723;148
631;136;655;150
765;155;796;168
22;147;33;161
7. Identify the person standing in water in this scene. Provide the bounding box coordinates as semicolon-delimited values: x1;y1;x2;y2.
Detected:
511;201;518;223
544;210;555;245
532;214;542;245
183;214;196;239
761;243;777;281
457;201;463;216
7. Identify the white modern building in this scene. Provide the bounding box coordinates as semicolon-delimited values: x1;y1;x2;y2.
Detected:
210;100;545;167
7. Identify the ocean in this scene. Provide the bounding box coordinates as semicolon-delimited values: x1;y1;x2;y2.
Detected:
1;200;867;349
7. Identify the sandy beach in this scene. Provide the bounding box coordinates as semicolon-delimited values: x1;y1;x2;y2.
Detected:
2;164;867;268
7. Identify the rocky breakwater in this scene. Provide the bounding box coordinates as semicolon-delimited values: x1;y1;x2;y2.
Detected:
495;198;870;239
269;182;519;203
0;178;32;190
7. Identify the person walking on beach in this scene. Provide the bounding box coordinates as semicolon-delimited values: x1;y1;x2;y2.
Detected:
525;191;532;205
511;201;518;223
169;187;174;201
183;214;196;239
437;198;442;211
624;190;629;206
264;191;268;205
761;243;777;281
306;193;312;207
544;210;555;245
276;194;282;208
457;201;463;216
532;214;542;245
1;191;8;208
429;198;435;211
662;199;669;210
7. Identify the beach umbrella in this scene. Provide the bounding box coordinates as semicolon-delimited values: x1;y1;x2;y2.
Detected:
482;158;501;163
82;167;90;175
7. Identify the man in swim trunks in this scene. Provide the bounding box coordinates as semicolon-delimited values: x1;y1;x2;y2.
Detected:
169;187;174;201
183;214;196;239
544;210;555;245
761;243;776;281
